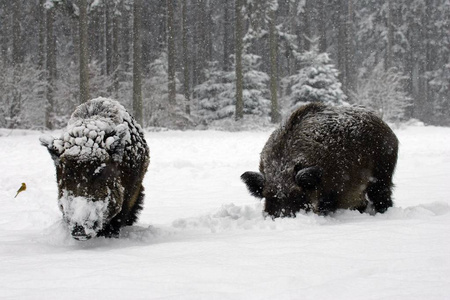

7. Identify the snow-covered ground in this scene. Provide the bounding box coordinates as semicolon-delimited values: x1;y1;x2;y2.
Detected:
1;124;449;299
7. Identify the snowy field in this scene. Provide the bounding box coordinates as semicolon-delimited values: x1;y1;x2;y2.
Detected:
1;124;450;299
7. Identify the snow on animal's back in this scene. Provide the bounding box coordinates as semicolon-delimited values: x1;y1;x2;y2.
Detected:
265;104;396;166
291;104;387;144
54;97;148;163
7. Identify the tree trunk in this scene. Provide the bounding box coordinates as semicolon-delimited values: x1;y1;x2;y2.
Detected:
38;0;48;128
346;0;356;95
12;0;22;66
37;0;47;129
38;0;46;70
223;1;231;71
46;7;57;129
337;0;348;94
121;4;131;73
289;0;299;74
385;0;393;70
235;0;244;120
89;5;104;73
133;0;143;125
157;1;167;51
206;3;213;62
303;0;312;51
0;1;8;65
167;0;176;106
423;0;433;117
268;8;280;123
105;1;112;76
79;0;90;104
182;0;190;115
192;3;200;87
197;1;208;84
318;0;327;53
112;3;120;98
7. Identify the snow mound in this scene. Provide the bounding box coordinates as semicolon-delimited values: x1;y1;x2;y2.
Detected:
40;220;80;246
172;202;450;233
39;222;163;247
382;202;450;218
35;202;450;249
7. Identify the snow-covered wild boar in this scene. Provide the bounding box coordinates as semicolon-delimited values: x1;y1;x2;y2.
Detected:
241;103;398;217
40;97;150;240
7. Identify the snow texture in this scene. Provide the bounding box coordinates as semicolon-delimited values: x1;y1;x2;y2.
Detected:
1;125;450;299
59;190;109;237
41;97;143;162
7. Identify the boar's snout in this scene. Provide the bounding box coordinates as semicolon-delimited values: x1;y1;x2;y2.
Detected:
71;224;92;241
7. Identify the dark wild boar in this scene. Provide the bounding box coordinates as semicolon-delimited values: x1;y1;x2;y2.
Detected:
241;103;398;217
40;97;150;240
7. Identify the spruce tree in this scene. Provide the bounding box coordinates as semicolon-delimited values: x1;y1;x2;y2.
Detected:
195;61;232;123
284;42;347;110
355;63;412;122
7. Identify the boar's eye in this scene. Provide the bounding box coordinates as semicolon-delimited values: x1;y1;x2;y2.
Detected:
241;171;265;198
295;166;322;189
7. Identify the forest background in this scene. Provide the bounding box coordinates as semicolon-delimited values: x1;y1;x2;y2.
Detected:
0;0;448;130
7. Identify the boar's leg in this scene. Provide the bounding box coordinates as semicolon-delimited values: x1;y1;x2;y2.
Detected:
125;185;145;226
96;222;120;238
317;192;338;214
366;179;393;213
366;149;396;213
355;201;369;213
96;185;145;238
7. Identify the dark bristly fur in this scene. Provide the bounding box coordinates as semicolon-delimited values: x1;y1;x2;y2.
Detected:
241;103;399;217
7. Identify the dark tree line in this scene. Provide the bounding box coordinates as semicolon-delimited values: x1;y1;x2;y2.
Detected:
0;0;449;129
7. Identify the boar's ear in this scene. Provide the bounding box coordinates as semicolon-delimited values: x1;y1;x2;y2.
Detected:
295;167;322;189
241;171;265;198
39;135;62;160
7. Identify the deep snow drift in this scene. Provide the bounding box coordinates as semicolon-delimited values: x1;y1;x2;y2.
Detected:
0;124;449;299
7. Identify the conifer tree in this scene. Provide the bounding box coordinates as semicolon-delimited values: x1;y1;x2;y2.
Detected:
195;61;232;123
283;41;347;110
355;63;412;122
